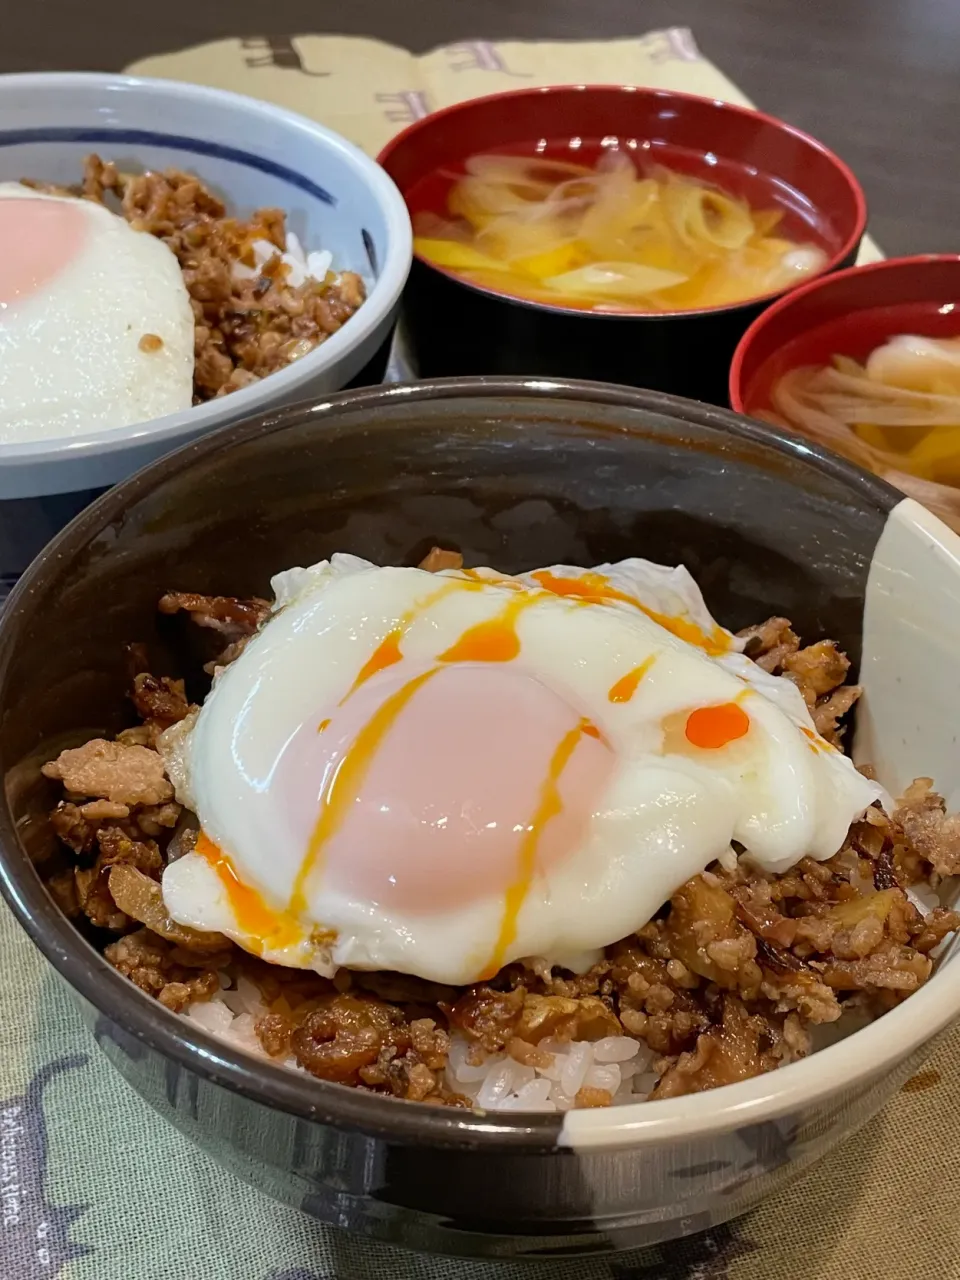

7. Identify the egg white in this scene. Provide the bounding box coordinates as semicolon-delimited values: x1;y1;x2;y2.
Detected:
0;183;194;442
160;554;883;985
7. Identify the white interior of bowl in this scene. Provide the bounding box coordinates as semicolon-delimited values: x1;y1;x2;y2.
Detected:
856;500;960;810
0;73;412;498
559;498;960;1147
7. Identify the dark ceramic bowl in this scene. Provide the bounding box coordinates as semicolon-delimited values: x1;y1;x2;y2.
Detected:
377;87;867;405
729;254;960;416
1;378;959;1259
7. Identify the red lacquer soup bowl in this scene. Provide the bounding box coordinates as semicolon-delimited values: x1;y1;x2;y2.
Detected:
730;254;960;416
378;85;866;404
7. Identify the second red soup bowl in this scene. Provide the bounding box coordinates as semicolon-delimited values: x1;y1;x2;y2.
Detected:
730;254;960;415
378;85;866;404
729;255;960;530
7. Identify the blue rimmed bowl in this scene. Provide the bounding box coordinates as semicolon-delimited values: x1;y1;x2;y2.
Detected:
0;73;412;511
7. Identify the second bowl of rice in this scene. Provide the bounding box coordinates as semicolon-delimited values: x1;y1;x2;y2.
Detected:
0;72;411;501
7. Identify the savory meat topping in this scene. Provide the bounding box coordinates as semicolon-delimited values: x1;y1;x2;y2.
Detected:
739;616;799;671
654;996;770;1099
73;865;130;932
98;829;163;876
70;155;367;403
51;800;127;854
157;592;270;636
894;778;960;877
739;619;861;745
39;602;960;1109
288;994;412;1085
104;929;223;1012
131;673;192;729
135;802;183;838
447;985;525;1053
157;593;271;674
445;985;623;1053
782;639;851;701
107;865;230;953
42;740;173;807
75;799;131;822
516;993;622;1043
813;686;862;740
418;547;464;573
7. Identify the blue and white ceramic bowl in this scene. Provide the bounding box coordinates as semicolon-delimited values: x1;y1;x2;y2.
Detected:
0;73;412;503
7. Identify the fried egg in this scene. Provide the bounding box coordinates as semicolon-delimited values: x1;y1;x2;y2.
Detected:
0;183;194;442
159;554;883;985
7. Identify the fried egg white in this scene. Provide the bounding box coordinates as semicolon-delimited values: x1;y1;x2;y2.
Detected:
0;183;194;442
159;554;883;986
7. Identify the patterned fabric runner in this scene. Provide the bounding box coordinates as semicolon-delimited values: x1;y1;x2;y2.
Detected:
2;29;936;1280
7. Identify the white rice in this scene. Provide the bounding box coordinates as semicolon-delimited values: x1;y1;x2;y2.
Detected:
444;1033;658;1112
184;973;304;1075
231;232;334;289
182;979;659;1111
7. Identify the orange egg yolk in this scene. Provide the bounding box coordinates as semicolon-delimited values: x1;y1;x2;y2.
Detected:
346;579;471;696
684;701;751;749
608;656;656;703
195;832;304;953
531;570;731;656
801;724;835;753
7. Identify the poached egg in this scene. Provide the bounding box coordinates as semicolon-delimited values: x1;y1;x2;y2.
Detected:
0;183;194;442
159;554;882;985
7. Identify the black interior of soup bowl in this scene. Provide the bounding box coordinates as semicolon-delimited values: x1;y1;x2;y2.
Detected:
0;376;899;1143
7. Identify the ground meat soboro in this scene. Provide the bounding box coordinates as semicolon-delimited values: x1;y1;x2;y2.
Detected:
40;587;960;1108
29;155;366;403
42;740;173;807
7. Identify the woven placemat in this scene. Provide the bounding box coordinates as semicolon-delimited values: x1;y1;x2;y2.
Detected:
2;29;941;1280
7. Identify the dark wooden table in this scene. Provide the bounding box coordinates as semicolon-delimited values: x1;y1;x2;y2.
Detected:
4;0;958;257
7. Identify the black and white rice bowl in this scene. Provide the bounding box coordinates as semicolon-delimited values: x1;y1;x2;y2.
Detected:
0;377;958;1258
0;72;411;577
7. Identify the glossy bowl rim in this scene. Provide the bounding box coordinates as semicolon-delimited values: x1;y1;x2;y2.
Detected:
376;83;868;322
4;374;957;1153
0;70;413;466
728;252;960;410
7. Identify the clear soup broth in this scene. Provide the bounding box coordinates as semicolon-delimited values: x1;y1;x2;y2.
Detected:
408;139;833;314
750;301;960;489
